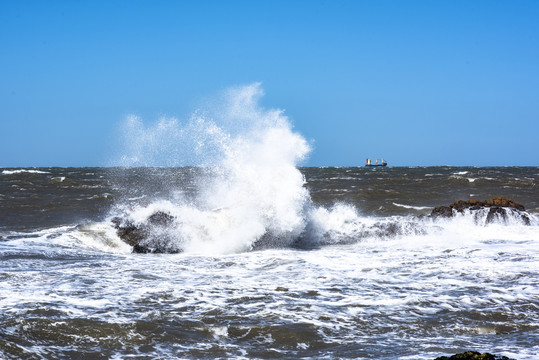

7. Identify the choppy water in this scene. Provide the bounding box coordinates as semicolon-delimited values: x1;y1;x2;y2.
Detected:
1;166;538;359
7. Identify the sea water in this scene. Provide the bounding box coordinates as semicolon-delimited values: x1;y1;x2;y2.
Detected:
0;84;538;359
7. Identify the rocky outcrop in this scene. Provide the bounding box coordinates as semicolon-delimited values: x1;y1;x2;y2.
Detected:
111;211;179;253
434;351;515;360
431;197;530;225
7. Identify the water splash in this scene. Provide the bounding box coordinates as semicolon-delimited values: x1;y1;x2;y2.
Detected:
112;83;313;253
108;84;538;254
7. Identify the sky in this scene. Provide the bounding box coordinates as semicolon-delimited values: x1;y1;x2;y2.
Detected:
1;0;538;167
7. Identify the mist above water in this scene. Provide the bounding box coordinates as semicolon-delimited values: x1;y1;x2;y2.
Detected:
116;83;303;168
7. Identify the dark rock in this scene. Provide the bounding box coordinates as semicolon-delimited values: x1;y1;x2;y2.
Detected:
111;217;144;247
431;197;529;225
486;207;506;224
520;213;531;225
434;351;515;360
147;211;175;226
432;205;454;218
111;211;180;253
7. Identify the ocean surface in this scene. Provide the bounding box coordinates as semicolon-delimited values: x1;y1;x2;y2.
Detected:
1;166;538;359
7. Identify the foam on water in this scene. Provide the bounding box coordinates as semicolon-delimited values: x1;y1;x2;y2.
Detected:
2;169;50;175
392;202;432;210
2;208;538;359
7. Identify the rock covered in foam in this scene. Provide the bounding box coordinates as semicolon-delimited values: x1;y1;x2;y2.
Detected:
431;197;530;225
111;211;179;253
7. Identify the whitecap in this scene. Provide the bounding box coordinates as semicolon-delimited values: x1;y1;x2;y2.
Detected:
2;169;50;175
392;202;431;210
51;176;66;182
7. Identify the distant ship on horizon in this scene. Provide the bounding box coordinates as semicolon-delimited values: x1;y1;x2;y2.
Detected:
365;158;387;167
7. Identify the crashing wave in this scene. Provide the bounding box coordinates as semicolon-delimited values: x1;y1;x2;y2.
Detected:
108;197;537;254
100;85;537;254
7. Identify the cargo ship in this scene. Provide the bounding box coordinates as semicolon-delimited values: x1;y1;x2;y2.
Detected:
365;158;387;167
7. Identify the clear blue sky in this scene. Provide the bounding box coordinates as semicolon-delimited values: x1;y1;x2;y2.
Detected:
1;0;538;167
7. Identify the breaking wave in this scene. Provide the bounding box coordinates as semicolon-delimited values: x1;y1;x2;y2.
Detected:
107;83;313;253
95;84;538;254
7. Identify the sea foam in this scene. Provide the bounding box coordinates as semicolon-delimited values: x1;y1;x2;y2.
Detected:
2;169;50;175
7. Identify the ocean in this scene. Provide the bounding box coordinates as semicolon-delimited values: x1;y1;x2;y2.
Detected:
1;166;538;359
1;84;538;359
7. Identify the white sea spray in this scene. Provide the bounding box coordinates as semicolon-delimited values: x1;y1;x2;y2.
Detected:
112;83;314;253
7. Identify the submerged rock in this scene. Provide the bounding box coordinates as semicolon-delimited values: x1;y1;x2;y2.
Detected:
431;197;530;225
111;211;179;253
434;351;515;360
